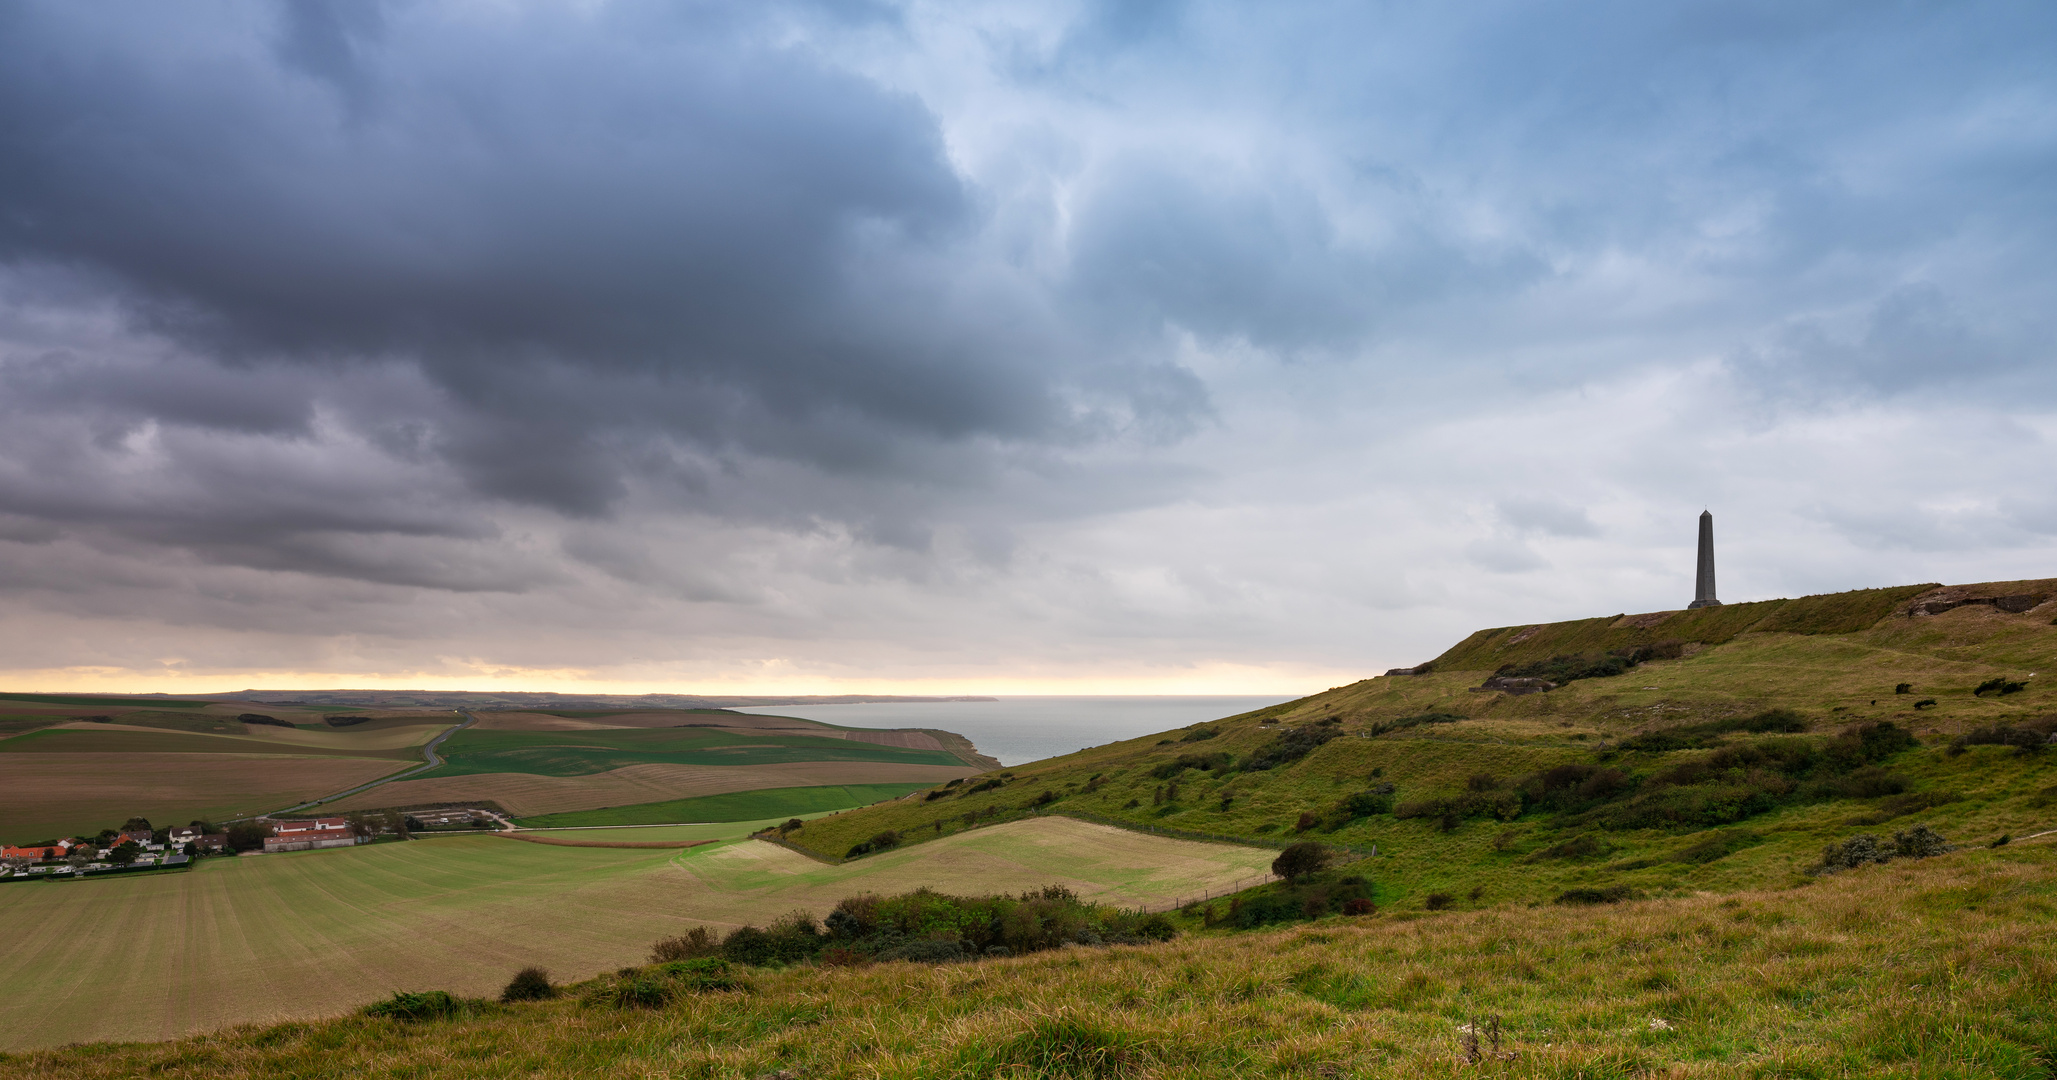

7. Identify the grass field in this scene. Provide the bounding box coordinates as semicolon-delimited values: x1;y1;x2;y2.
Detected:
324;760;978;818
517;819;801;843
0;753;415;840
512;782;934;827
415;726;967;777
0;818;1271;1051
7;837;2052;1078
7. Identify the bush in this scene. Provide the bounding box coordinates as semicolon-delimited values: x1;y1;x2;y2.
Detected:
1974;677;2027;696
590;975;671;1010
1341;897;1375;916
878;939;968;963
1553;885;1636;905
649;927;718;963
1913;698;1938;710
1365;712;1465;737
1272;842;1335;881
1178;726;1220;742
1150;751;1233;779
500;967;556;1003
1893;823;1951;858
1241;726;1340;771
846;830;903;858
1895;683;1912;694
1526;834;1608;861
1950;722;2054;756
1424;892;1454;911
1819;834;1892;871
225;822;273;852
363;990;470;1021
1335;789;1394;819
654;957;741;991
237;713;294;728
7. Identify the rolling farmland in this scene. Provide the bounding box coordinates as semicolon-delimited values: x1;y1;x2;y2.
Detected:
0;818;1273;1050
0;715;456;839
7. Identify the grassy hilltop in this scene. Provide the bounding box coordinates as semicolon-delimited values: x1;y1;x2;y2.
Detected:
6;576;2057;1077
781;578;2057;910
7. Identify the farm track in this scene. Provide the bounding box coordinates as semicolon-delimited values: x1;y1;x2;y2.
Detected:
261;710;475;820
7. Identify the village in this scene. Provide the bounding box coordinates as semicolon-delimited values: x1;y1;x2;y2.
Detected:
0;806;509;881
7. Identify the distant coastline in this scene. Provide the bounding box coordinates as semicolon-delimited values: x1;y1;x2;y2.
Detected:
30;689;1001;710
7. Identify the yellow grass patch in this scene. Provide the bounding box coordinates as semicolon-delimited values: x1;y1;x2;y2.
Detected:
322;759;978;816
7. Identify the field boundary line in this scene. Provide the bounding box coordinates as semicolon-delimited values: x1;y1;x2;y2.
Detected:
1047;810;1379;857
232;709;477;823
489;833;719;850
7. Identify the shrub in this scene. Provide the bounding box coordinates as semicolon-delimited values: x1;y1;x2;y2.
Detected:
1819;834;1892;871
1950;723;2053;756
1335;788;1394;819
1030;791;1059;808
1366;712;1465;737
590;975;671;1010
237;713;294;728
649;927;718;963
1341;898;1375;916
1424;892;1454;911
878;939;969;963
1553;885;1636;905
1241;726;1340;771
1913;698;1938;709
500;967;556;1003
1178;726;1220;742
1150;752;1233;779
1272;842;1335;881
1893;823;1950;858
1526;834;1608;861
363;990;468;1021
1294;811;1318;832
1895;683;1912;694
1974;677;2027;696
654;957;741;991
846;830;903;858
224;822;273;852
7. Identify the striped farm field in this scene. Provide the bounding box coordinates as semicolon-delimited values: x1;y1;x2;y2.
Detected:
0;817;1271;1051
512;781;933;827
323;759;977;817
0;753;414;840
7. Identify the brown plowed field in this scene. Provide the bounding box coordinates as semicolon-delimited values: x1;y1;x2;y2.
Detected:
321;759;978;817
0;753;411;840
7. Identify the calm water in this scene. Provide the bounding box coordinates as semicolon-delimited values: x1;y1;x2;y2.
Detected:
739;695;1301;766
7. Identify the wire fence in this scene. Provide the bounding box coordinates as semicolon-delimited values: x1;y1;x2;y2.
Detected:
1136;870;1281;914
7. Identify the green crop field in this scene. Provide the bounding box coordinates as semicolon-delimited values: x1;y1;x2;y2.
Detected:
516;818;799;843
416;727;968;778
513;782;934;827
0;817;1270;1050
0;693;210;709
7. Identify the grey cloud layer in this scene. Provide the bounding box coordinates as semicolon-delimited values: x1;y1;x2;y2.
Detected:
0;0;2052;684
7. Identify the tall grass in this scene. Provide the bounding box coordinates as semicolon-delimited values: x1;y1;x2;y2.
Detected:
10;842;2053;1079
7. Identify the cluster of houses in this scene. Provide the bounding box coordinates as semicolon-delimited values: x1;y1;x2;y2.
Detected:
2;807;497;880
1;827;197;879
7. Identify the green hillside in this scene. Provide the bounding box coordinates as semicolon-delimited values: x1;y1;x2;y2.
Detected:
775;577;2057;911
415;726;967;778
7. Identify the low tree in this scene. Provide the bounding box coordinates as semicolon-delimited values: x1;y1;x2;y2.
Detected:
107;841;141;866
120;816;153;834
1271;841;1335;882
225;822;272;852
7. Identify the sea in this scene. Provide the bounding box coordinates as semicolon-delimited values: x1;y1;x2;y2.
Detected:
737;695;1300;767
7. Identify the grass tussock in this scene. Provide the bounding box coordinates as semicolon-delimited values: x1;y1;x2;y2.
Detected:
11;842;2056;1079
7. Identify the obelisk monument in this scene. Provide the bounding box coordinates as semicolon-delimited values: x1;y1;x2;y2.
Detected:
1688;509;1721;609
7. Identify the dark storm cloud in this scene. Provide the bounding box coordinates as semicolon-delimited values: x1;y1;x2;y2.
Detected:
0;1;1161;525
0;0;2053;687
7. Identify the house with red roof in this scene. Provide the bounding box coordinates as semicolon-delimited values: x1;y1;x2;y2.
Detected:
263;817;363;853
2;840;72;862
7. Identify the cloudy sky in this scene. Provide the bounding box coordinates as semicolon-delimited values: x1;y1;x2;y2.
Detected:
0;0;2052;694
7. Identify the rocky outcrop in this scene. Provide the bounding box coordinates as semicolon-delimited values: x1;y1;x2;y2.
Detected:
1907;593;2044;617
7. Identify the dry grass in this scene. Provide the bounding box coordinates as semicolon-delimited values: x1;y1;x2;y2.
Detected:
0;752;410;839
7;840;2052;1079
0;818;1269;1050
324;760;977;817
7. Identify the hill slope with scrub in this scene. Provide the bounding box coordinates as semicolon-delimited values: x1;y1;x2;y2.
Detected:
779;577;2057;914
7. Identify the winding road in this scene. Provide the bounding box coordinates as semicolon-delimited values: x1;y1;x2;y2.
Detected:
259;709;477;819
